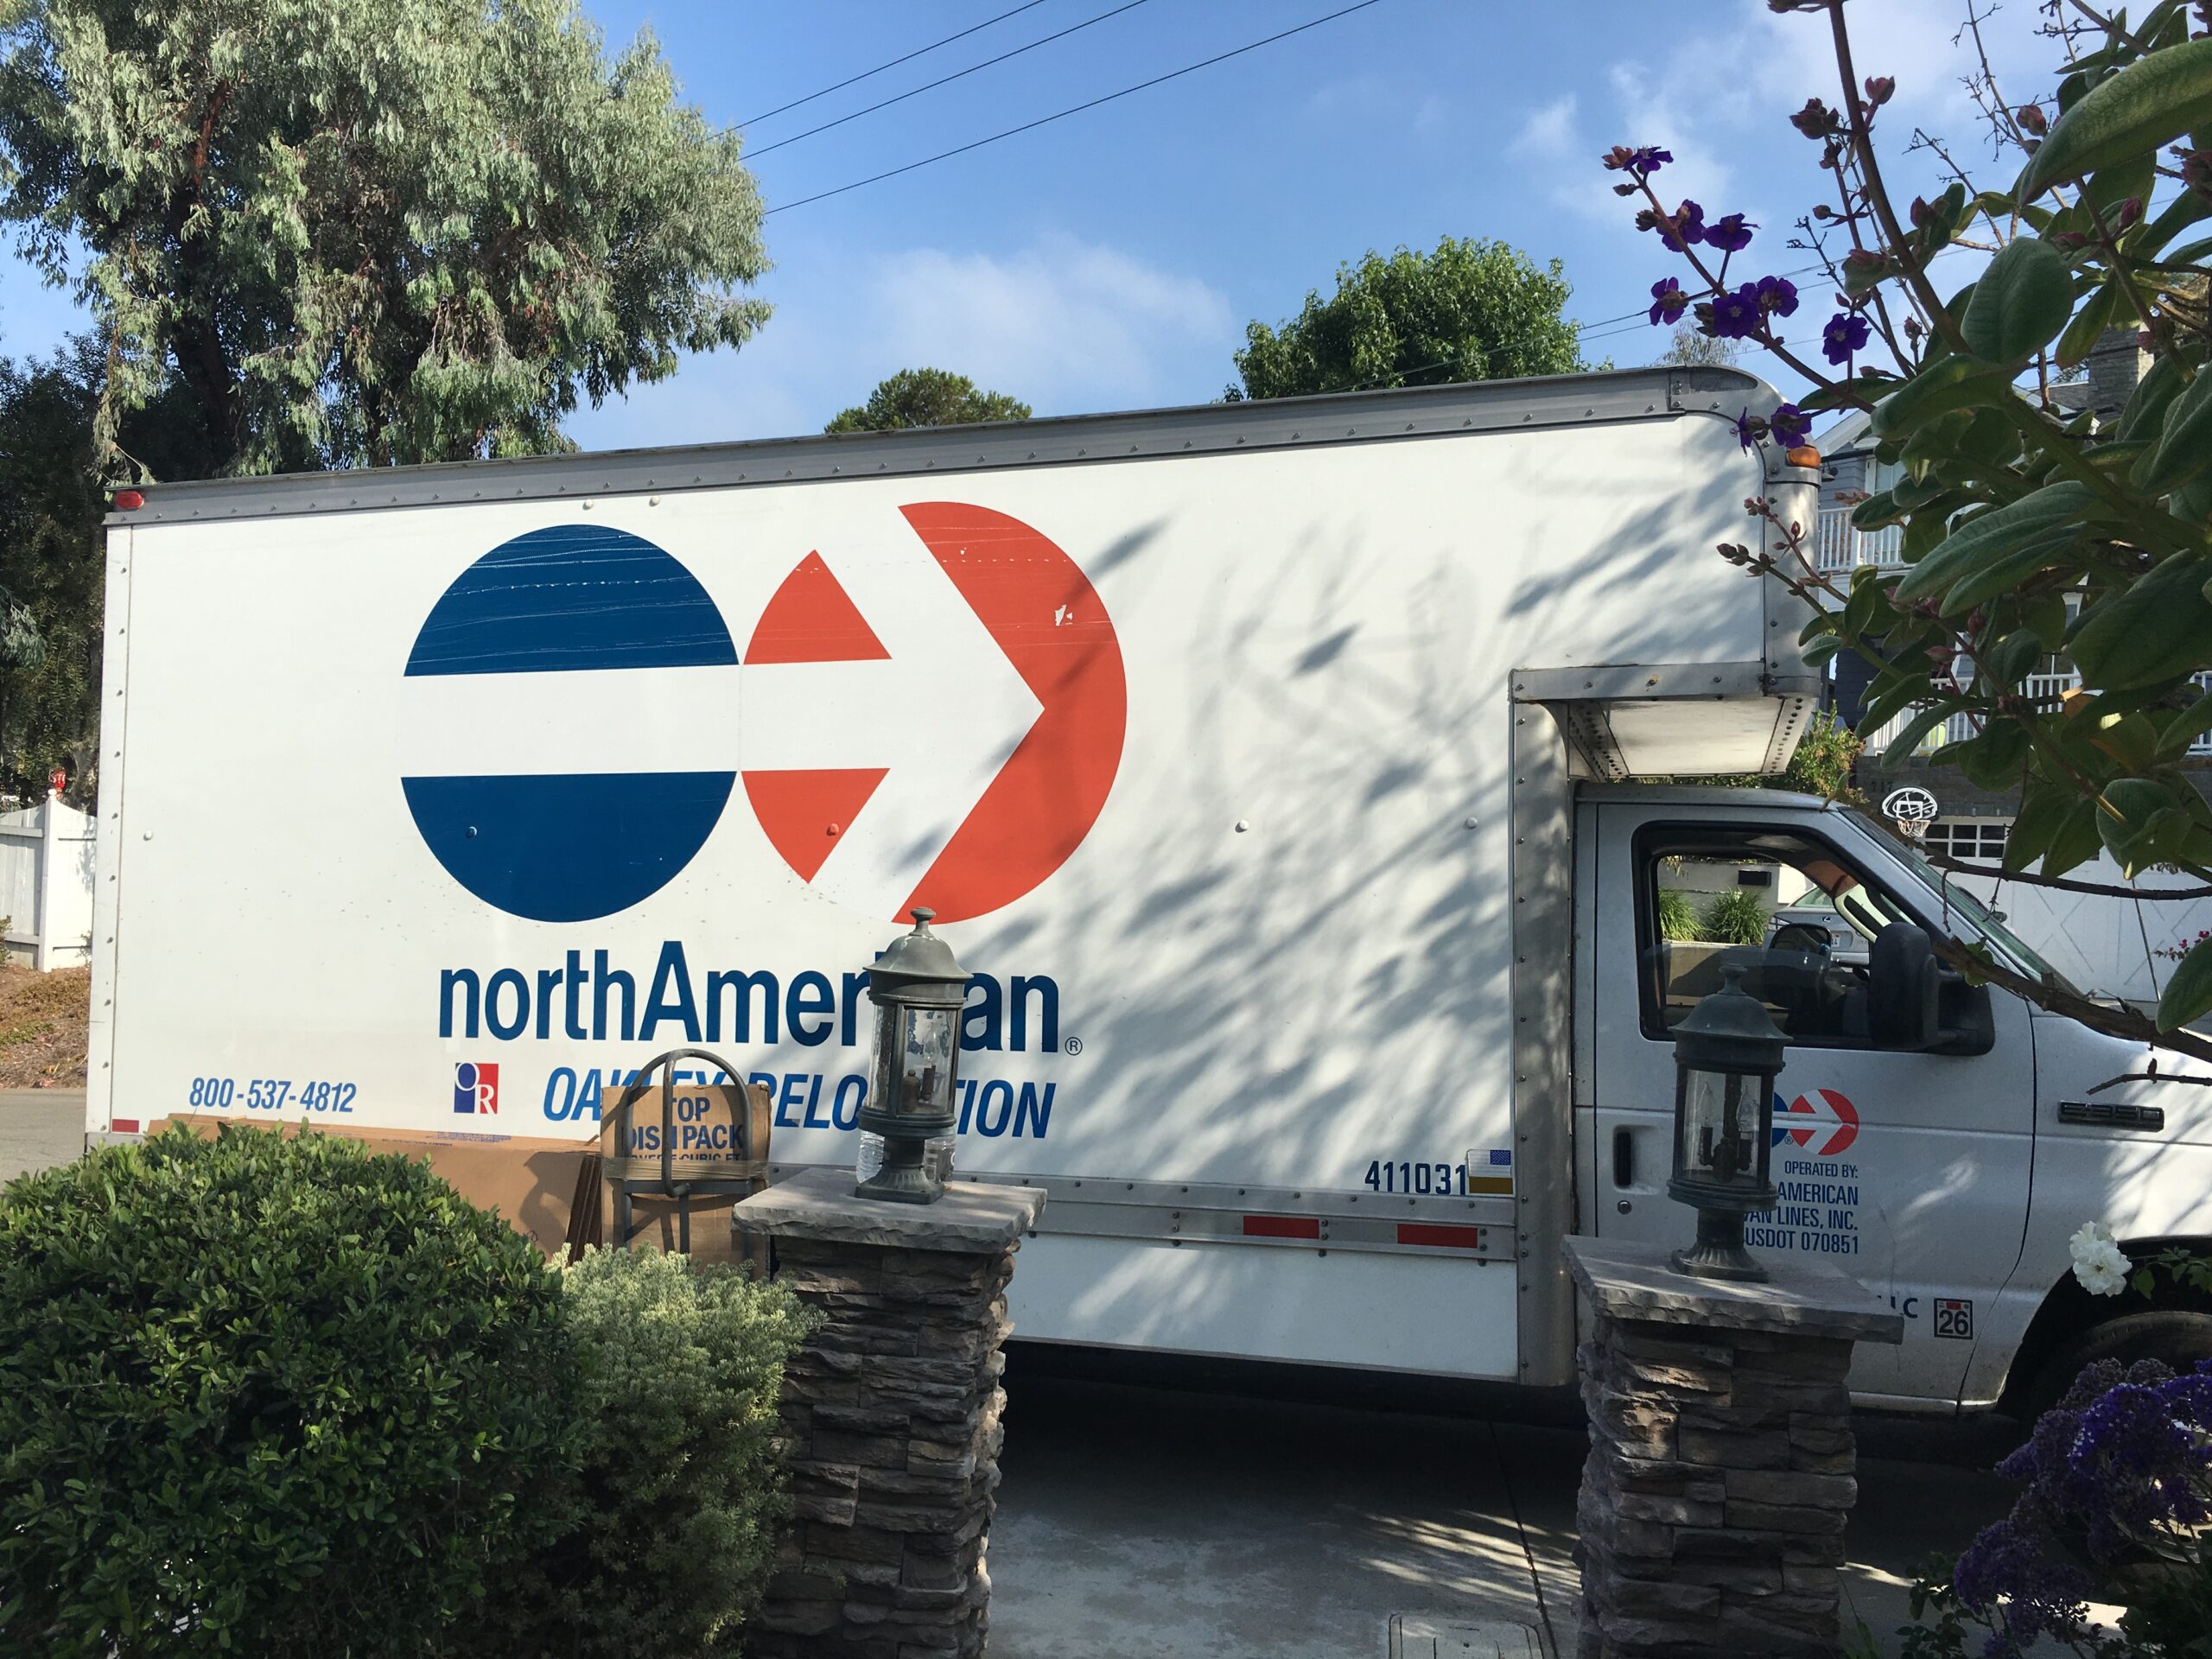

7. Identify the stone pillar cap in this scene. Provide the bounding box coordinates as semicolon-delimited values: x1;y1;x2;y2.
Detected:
735;1165;1046;1254
1562;1236;1904;1344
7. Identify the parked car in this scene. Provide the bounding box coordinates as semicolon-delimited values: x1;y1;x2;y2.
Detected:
1767;904;1871;966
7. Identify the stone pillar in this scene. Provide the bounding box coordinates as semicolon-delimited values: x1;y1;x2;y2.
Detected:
734;1166;1046;1659
1561;1237;1904;1659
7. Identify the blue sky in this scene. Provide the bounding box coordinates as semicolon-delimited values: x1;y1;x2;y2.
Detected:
0;0;2053;452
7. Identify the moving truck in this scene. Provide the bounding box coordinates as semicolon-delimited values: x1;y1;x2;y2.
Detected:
88;366;2212;1413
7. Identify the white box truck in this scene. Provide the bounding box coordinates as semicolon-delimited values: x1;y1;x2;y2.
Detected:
87;366;2212;1413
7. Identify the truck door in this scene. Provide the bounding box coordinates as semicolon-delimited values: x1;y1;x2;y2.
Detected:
1586;803;2035;1407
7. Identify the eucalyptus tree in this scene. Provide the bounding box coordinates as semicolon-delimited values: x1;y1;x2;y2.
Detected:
0;0;771;476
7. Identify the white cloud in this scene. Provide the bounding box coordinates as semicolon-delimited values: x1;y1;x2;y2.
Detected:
568;232;1236;450
866;233;1235;412
1510;93;1577;160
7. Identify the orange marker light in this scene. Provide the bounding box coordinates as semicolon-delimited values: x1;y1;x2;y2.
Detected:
1784;446;1821;468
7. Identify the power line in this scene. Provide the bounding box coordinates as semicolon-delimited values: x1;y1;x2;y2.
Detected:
764;0;1389;216
741;0;1051;128
750;0;1154;162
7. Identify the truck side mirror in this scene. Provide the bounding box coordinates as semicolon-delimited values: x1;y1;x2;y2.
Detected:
1868;922;1940;1049
1867;921;1997;1055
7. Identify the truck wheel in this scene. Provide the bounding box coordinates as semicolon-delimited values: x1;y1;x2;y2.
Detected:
2022;1310;2212;1421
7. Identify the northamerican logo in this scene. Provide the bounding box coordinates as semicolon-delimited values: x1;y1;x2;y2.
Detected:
398;505;1125;925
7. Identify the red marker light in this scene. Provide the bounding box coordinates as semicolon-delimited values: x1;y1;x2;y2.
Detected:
112;489;145;511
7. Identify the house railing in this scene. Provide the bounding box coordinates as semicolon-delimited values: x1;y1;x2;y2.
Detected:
1858;670;2212;758
1814;505;1904;573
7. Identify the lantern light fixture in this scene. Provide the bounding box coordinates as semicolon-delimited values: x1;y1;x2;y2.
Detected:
855;908;969;1205
1667;962;1786;1281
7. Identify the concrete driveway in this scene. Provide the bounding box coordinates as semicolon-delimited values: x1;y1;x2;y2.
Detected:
987;1355;2022;1659
3;1091;2022;1657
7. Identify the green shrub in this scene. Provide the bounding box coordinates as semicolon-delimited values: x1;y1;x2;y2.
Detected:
505;1247;818;1659
1656;887;1699;942
0;1122;580;1657
1699;889;1770;946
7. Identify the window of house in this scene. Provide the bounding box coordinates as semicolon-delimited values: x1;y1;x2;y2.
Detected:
1922;819;2010;864
1637;825;1920;1048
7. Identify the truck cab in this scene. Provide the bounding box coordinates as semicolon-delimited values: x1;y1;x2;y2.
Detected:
1573;782;2212;1414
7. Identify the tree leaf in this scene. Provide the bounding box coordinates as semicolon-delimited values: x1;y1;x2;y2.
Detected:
1851;487;1903;530
2138;188;2211;257
2054;279;2122;370
2118;350;2185;441
1980;629;2044;690
1883;702;1961;761
2131;361;2212;495
1891;481;2096;607
2153;689;2212;760
2045;798;2107;877
2173;472;2212;527
1941;522;2092;615
2003;780;2075;869
1870;354;2007;439
2019;36;2212;200
2070;553;2212;690
2019;594;2069;653
1859;679;1935;738
1961;238;2076;365
1955;723;2031;790
2095;777;2183;871
2157;933;2212;1032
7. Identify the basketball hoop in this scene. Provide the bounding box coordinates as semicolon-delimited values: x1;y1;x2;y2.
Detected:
1881;785;1939;842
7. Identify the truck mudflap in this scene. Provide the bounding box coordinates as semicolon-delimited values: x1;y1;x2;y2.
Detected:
766;1164;1516;1263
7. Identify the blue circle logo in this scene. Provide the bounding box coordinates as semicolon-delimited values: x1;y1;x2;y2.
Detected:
401;524;737;922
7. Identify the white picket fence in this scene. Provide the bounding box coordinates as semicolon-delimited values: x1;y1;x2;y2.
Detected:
0;791;94;970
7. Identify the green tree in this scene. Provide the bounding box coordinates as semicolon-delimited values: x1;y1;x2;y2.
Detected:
1657;322;1742;368
0;340;106;798
1606;2;2212;1052
824;367;1031;434
0;0;771;477
1226;236;1590;400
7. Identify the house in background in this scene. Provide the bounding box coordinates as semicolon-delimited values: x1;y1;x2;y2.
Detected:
1815;328;2212;871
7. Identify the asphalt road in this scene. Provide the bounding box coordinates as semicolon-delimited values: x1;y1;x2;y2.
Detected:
5;1091;2020;1656
0;1087;85;1185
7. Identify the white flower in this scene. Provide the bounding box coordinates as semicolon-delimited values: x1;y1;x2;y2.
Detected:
2069;1221;2133;1297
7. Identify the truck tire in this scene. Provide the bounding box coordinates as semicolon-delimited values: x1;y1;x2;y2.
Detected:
2021;1310;2212;1421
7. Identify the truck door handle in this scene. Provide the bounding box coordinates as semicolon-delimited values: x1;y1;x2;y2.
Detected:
1612;1128;1634;1187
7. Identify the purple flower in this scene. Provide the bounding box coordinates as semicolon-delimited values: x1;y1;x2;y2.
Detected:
1648;278;1688;326
1709;283;1764;339
1654;199;1706;251
1704;213;1756;253
1822;309;1872;365
1770;404;1810;448
1951;1357;2212;1656
1734;409;1760;451
1755;275;1799;318
1602;144;1675;179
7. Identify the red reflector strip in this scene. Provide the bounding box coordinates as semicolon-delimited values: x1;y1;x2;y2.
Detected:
1243;1215;1321;1240
1397;1223;1484;1249
111;1119;140;1133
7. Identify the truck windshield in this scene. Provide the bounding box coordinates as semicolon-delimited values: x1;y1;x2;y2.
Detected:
1848;810;2079;996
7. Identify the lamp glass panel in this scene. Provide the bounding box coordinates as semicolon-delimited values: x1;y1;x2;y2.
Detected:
1678;1066;1756;1185
896;1006;957;1117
